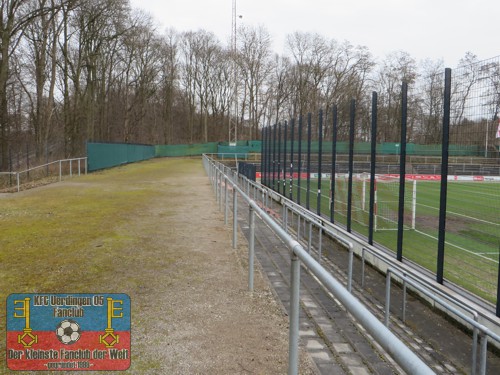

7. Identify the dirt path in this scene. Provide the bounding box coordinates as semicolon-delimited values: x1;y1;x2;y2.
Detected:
1;158;315;374
126;159;315;374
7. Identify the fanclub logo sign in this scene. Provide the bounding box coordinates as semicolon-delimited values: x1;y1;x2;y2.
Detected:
6;293;131;371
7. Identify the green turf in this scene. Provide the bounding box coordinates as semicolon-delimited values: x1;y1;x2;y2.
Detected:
273;177;500;303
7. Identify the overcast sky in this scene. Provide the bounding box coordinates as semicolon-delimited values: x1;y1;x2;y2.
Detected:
129;0;499;68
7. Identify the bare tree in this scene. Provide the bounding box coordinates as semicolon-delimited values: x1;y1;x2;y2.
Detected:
194;31;219;143
237;24;273;139
58;0;129;155
179;31;201;143
118;11;163;143
376;51;417;142
158;28;179;144
0;0;64;169
286;32;331;117
266;54;292;126
19;0;65;159
414;58;445;144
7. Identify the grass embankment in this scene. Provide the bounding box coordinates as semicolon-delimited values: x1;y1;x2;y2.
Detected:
0;158;200;371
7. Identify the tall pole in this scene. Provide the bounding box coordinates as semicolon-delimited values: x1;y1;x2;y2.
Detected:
437;68;452;284
229;0;238;145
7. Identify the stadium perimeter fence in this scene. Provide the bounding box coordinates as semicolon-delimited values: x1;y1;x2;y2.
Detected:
1;141;262;190
86;141;262;172
261;61;500;316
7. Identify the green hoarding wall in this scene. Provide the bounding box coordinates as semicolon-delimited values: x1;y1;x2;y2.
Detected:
155;142;218;157
87;141;264;172
87;142;155;172
275;141;481;156
217;141;262;158
87;140;484;172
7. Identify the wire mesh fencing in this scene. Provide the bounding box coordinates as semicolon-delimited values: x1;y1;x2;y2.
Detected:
262;57;500;315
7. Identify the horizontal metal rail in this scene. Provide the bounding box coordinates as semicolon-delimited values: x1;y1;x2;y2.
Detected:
239;157;500;374
385;267;500;375
242;160;500;342
203;154;435;375
1;157;87;192
360;241;500;375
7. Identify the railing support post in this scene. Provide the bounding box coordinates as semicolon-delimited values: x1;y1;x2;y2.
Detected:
288;252;300;375
232;188;238;249
479;333;487;375
215;169;219;205
307;221;312;253
221;171;225;210
348;245;354;292
248;206;255;292
318;228;322;263
385;271;392;327
224;179;229;225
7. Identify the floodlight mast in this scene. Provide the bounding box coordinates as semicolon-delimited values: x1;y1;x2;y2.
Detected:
229;0;238;146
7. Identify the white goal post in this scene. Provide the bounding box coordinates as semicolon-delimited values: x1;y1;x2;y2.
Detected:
364;174;417;232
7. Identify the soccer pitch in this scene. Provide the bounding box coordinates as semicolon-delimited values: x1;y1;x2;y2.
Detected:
277;176;500;302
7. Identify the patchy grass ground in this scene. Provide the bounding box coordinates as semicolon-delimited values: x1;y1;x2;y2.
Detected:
0;158;315;374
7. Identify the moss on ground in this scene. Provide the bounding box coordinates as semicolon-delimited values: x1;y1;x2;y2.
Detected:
0;158;202;372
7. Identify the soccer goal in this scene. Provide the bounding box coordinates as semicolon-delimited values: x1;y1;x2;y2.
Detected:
373;174;416;231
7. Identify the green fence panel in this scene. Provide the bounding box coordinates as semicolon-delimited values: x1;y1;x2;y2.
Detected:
217;140;261;153
217;145;250;158
87;140;484;173
413;144;441;156
155;142;218;157
374;143;480;156
449;144;480;156
248;140;262;152
354;142;371;154
87;142;155;172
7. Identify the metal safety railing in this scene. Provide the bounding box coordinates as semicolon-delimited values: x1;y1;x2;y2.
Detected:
203;154;435;375
238;158;500;375
0;157;87;192
357;243;500;375
385;266;500;375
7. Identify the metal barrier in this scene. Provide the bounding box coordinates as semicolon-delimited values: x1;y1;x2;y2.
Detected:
0;157;87;192
358;243;500;375
203;154;434;375
232;153;500;374
385;267;500;375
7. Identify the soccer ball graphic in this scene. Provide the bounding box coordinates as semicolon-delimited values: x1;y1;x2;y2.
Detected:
55;320;81;345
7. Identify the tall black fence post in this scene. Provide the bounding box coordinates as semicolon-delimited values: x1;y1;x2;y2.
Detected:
306;113;312;210
273;124;277;191
317;109;323;216
330;105;338;223
397;82;408;262
497;252;500;317
289;119;295;201
261;127;266;186
347;100;356;233
297;116;303;206
437;69;451;284
266;126;271;187
283;121;288;195
278;123;282;195
368;92;378;245
266;127;270;186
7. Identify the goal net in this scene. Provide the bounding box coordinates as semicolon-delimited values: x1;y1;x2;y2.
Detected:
374;174;416;231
